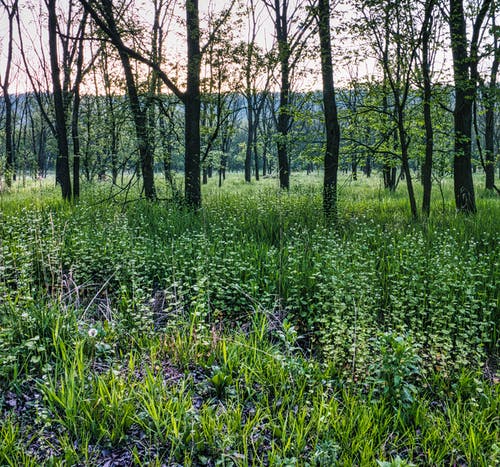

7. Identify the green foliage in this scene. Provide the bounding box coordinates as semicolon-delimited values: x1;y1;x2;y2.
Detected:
377;456;416;467
370;333;421;410
0;174;498;465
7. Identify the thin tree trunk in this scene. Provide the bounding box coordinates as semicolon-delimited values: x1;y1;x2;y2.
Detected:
3;88;14;187
0;0;16;187
253;109;260;181
318;0;340;220
275;1;291;190
72;87;81;199
85;0;155;199
485;4;498;190
398;117;418;219
47;0;71;200
277;61;291;189
119;47;156;200
365;155;372;177
184;0;202;207
245;94;253;182
71;12;86;200
421;0;435;215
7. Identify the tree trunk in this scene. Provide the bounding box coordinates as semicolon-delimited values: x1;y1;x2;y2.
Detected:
277;62;291;189
253;111;260;181
71;88;81;199
47;0;71;200
275;1;291;190
365;155;372;177
449;0;490;212
3;88;14;187
118;48;156;200
1;0;18;187
450;0;475;211
318;0;340;220
71;13;86;200
421;0;435;215
485;6;498;190
184;0;202;207
245;95;253;182
398;117;418;219
383;164;396;191
84;0;156;200
381;16;394;192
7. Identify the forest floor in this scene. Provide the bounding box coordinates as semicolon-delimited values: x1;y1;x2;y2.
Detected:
0;173;498;466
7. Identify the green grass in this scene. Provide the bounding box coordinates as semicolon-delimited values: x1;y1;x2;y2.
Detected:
0;172;498;465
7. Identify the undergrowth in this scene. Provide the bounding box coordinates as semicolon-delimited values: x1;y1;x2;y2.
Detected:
0;173;498;465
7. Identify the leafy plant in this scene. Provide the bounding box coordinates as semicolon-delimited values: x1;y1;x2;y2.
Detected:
370;333;421;410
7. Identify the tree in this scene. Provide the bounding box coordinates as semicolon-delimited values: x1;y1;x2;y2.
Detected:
0;0;18;187
46;0;72;200
239;0;272;183
263;0;314;189
483;1;498;191
314;0;340;220
99;43;121;184
81;0;234;208
420;0;437;216
82;0;157;200
200;8;239;185
449;0;491;212
70;9;87;199
357;0;422;218
15;1;90;199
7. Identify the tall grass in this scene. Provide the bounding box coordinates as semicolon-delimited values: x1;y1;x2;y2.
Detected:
0;172;498;464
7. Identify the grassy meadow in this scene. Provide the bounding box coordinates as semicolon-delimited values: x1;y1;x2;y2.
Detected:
0;172;498;466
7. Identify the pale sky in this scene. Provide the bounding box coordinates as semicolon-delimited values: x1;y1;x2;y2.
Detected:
0;0;493;96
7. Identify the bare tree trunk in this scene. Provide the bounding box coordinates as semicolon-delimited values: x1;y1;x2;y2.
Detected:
184;0;202;207
381;16;395;192
47;0;72;200
449;0;491;212
365;155;372;177
0;0;17;187
119;47;156;200
265;0;299;190
421;0;436;215
245;94;253;182
277;57;291;189
71;86;81;199
398;115;418;219
317;0;340;220
485;3;498;190
71;12;87;200
253;110;260;181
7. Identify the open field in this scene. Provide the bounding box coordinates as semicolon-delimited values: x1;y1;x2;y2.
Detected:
0;173;499;465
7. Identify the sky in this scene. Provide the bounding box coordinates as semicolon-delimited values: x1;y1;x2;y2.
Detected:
0;0;494;96
0;0;373;94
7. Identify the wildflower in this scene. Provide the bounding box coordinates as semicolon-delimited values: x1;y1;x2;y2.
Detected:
88;328;98;338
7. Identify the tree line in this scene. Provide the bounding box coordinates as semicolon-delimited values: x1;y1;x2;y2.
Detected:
0;0;498;217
